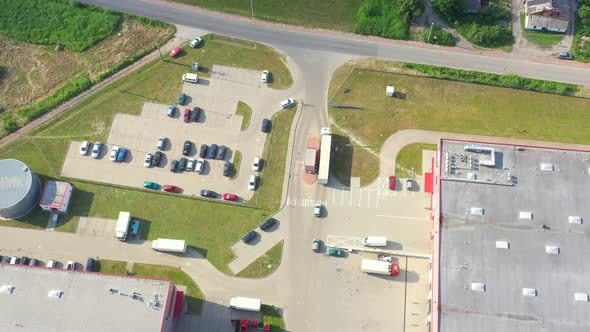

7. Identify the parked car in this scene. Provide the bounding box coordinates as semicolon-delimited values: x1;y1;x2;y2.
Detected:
191;106;200;122
110;146;119;162
169;47;182;57
170;160;179;172
252;156;261;171
406;179;413;191
163;185;181;193
328;248;346;257
143;181;160;190
153;151;162;167
91;142;102;159
208;144;218;159
178;93;186;106
167;106;176;117
182;140;192;156
199;144;208;158
80;141;90;155
261;118;270;133
65;260;76;270
28;258;38;266
144;153;153;168
248;174;257;191
242;231;257;243
312;239;321;253
190;36;203;48
183;108;191;123
157;136;166;150
1;256;10;263
9;256;19;265
85;258;96;271
116;148;127;162
314;203;322;217
200;190;217;198
46;259;56;268
223;193;237;201
557;52;573;60
216;145;227;160
178;157;188;171
260;218;276;231
280;98;296;109
196;159;205;174
223;161;231;177
388;175;396;190
20;257;29;265
260;70;269;83
186;158;196;171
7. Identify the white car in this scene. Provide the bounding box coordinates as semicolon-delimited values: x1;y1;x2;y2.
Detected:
110;146;120;162
91;142;102;159
196;159;204;174
80;141;90;155
252;156;261;171
182;73;199;83
186;158;196;171
314;203;322;217
261;70;269;83
65;261;75;270
190;36;203;48
248;174;257;191
157;136;166;150
46;259;56;268
280;98;296;109
144;153;153;168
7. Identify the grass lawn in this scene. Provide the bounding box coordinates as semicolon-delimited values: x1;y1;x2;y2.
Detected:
262;305;286;332
395;143;437;178
0;34;294;274
237;241;283;278
236;101;252;130
170;0;362;32
520;13;564;49
95;259;128;274
132;263;205;315
330;126;380;186
230;150;242;179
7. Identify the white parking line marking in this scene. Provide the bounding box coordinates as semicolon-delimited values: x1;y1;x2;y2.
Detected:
367;190;371;208
376;215;429;221
332;188;336;203
341;190;345;207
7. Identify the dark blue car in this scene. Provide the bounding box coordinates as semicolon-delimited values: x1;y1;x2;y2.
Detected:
116;148;127;162
208;144;218;159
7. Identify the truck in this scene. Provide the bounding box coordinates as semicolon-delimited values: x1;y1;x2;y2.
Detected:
151;239;187;253
362;236;387;247
115;211;131;241
317;127;332;185
229;297;261;312
304;147;318;174
361;259;399;276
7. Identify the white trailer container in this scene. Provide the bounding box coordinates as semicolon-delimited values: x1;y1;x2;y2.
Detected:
317;127;332;185
151;239;187;253
362;236;387;247
115;211;131;241
229;297;261;312
361;259;399;276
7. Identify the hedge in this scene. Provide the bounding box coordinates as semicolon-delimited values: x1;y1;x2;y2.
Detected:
423;25;456;46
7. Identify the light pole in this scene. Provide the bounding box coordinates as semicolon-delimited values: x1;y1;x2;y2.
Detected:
427;22;434;43
155;40;163;61
250;0;254;19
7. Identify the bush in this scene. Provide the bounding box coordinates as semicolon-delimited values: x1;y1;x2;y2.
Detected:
423;25;456;46
403;63;578;95
1;113;20;134
0;0;120;51
432;0;466;21
460;23;513;47
16;75;93;122
355;0;423;40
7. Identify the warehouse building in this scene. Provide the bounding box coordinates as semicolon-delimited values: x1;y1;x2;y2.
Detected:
0;159;42;220
0;264;183;331
39;181;73;213
427;139;590;332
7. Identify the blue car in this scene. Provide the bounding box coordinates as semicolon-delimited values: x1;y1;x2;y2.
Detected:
167;106;175;117
208;144;218;159
116;148;127;162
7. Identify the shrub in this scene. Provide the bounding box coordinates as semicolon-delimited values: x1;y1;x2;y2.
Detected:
459;22;513;47
355;0;423;40
423;25;456;46
1;113;20;134
432;0;466;21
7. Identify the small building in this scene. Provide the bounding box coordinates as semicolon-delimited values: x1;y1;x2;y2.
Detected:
386;84;395;97
524;0;569;32
39;181;73;213
0;159;42;220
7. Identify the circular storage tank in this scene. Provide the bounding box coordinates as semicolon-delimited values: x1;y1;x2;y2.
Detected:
0;159;42;220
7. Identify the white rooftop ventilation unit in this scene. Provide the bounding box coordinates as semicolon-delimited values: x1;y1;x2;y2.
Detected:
568;216;583;224
545;245;560;254
48;290;63;299
0;285;14;294
469;207;484;215
575;293;589;302
540;163;554;171
522;288;537;297
519;211;533;220
496;241;510;249
471;283;485;292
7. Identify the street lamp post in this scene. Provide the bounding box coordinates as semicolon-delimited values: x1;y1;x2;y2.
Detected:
250;0;254;19
427;22;435;43
155;40;163;61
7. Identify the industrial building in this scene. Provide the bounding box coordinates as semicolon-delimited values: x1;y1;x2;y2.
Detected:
0;264;183;332
427;139;590;332
39;181;73;213
0;159;42;220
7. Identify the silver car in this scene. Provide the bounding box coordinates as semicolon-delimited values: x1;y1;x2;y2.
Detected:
91;142;102;159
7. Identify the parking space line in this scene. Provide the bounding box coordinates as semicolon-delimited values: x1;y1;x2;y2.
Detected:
358;189;362;207
332;188;336;204
349;188;353;206
341;190;345;207
367;190;371;209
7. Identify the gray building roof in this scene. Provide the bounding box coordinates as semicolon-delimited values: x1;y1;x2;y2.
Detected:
526;14;569;31
0;159;41;219
0;264;174;332
439;140;590;332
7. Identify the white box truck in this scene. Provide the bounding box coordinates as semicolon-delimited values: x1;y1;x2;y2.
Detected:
317;127;332;185
361;259;399;276
229;297;261;312
151;239;187;253
362;236;387;247
115;211;131;241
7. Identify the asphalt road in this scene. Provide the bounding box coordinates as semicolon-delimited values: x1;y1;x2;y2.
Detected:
83;0;590;86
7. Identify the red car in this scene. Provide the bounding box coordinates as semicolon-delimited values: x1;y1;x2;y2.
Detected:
169;47;182;58
223;193;237;201
163;185;181;193
388;175;396;190
183;108;191;123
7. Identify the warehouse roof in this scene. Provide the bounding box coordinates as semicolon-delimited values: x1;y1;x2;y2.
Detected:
439;140;590;332
39;181;71;209
0;159;34;210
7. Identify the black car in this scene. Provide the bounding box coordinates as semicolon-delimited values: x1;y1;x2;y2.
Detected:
170;160;179;172
260;218;276;231
200;190;217;198
191;106;200;122
208;144;218;159
178;157;187;171
199;144;208;158
182;140;192;156
86;258;96;271
223;161;231;177
20;257;29;265
261;118;270;133
29;258;37;267
217;145;227;160
242;231;258;243
152;151;162;167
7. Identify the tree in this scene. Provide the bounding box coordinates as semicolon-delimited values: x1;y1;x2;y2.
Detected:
432;0;467;21
579;5;590;27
